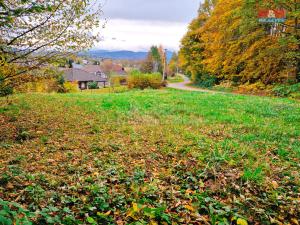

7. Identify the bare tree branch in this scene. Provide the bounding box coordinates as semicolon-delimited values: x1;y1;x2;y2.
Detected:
7;2;62;46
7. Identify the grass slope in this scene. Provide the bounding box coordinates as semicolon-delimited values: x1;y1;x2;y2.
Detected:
0;89;299;224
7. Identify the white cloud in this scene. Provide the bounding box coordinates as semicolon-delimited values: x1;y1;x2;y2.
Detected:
101;0;200;23
94;19;188;51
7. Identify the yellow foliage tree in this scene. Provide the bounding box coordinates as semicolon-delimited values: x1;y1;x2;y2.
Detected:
179;0;299;87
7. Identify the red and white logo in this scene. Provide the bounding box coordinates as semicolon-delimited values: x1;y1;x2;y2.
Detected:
258;9;286;19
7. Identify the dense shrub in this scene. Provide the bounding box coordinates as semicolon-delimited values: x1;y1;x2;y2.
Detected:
110;76;120;87
14;78;79;94
0;84;13;97
87;82;98;89
238;82;267;93
0;75;13;97
15;79;60;93
272;83;300;98
64;82;79;93
56;74;65;85
128;72;164;90
194;73;217;88
110;75;127;87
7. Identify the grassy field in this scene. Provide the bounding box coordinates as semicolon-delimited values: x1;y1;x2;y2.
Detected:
0;89;299;224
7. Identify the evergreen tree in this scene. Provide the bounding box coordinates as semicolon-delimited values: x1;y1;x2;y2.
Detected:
141;52;154;73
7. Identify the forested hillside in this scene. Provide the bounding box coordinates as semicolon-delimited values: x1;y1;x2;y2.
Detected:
179;0;299;92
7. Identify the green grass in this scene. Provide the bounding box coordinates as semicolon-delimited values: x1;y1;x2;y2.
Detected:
167;74;184;83
0;89;299;224
187;82;235;93
81;86;129;94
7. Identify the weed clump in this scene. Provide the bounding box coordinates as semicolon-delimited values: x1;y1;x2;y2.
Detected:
15;128;32;142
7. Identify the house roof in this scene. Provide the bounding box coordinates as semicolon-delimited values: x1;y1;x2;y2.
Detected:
111;64;126;75
63;68;107;82
72;63;83;69
82;65;102;73
100;63;126;75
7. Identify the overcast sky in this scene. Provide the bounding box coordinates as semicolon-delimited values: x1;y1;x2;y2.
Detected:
95;0;200;51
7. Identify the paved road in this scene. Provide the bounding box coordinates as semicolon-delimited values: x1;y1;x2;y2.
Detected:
167;76;217;93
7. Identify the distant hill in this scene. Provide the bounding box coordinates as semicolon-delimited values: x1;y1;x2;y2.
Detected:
81;50;173;61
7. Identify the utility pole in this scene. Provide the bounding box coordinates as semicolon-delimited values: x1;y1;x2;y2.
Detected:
162;49;167;81
176;55;179;75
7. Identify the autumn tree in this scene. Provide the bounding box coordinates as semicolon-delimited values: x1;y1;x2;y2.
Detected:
0;0;102;95
242;0;300;82
179;0;216;83
101;59;114;75
179;0;300;87
141;45;165;74
168;52;178;76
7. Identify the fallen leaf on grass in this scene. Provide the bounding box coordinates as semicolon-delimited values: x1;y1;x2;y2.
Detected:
6;182;14;190
184;204;195;212
237;218;248;225
132;202;139;212
291;218;299;225
97;211;111;216
272;181;279;189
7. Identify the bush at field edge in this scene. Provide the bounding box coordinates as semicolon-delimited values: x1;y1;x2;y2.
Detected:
128;72;164;90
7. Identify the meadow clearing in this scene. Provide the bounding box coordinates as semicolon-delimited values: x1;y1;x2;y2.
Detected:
0;89;299;224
